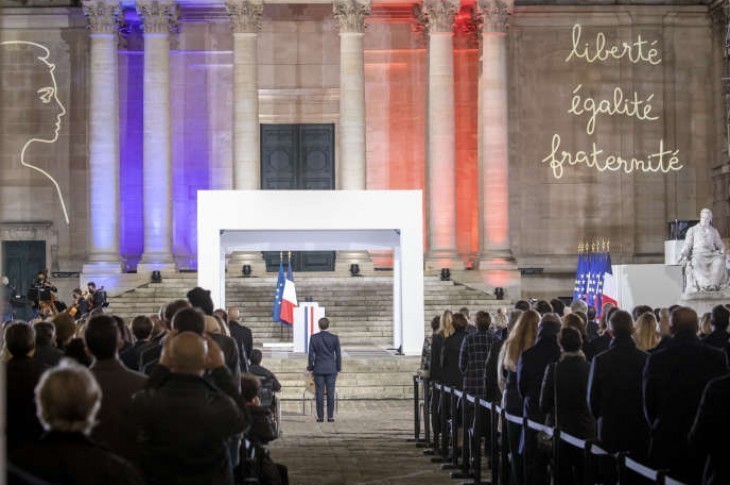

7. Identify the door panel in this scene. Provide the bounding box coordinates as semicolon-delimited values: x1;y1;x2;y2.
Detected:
261;124;335;272
2;241;46;298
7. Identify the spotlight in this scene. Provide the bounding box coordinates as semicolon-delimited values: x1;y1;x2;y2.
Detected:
494;287;505;300
350;264;361;277
242;265;252;278
151;270;162;284
440;268;451;281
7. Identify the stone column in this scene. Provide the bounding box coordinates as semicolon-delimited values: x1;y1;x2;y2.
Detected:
334;0;372;272
226;0;265;275
82;0;122;273
475;0;515;269
420;0;460;271
137;0;177;273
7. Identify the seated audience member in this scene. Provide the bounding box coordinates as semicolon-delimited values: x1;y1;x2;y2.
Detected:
112;315;134;354
139;299;191;374
132;331;248;485
240;374;288;485
187;286;215;316
634;311;660;352
643;306;729;484
517;313;561;485
10;361;143;485
86;315;147;461
205;315;242;387
6;321;46;450
33;321;63;367
64;337;92;367
51;312;75;351
121;315;154;371
690;374;730;485
588;309;649;485
249;349;282;393
228;306;253;371
702;304;730;359
541;327;595;485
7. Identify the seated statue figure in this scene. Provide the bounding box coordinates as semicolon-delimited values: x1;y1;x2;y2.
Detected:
678;208;728;292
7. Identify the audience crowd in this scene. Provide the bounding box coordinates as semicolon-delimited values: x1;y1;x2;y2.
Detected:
420;300;730;485
3;286;287;485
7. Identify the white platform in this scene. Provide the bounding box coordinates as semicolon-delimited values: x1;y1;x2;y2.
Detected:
196;190;425;356
612;264;683;310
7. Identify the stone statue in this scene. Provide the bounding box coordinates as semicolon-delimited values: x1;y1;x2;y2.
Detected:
678;208;728;292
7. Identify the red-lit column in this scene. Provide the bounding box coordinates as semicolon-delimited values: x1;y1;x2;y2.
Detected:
420;0;461;271
476;0;515;269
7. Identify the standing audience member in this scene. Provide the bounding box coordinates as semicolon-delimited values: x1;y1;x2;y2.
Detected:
562;313;592;360
634;311;660;352
33;321;63;367
514;300;531;312
651;307;672;353
701;304;730;359
540;327;595;485
589;304;616;357
249;348;282;392
132;331;248;485
690;374;730;485
52;311;75;351
517;313;561;485
419;316;440;378
550;298;565;317
485;309;521;404
442;313;468;390
307;317;342;423
570;299;588;317
632;305;654;322
86;315;147;462
429;314;447;440
112;315;134;354
588;310;649;463
534;300;553;316
10;361;143;485
6;321;46;450
643;306;728;484
121;315;154;371
585;306;599;341
698;312;713;337
228;306;253;371
498;309;539;485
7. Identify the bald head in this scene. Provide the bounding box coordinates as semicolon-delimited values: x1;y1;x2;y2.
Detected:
670;306;699;335
168;332;207;376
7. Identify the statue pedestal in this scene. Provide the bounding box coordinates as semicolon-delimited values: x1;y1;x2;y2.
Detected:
678;290;730;315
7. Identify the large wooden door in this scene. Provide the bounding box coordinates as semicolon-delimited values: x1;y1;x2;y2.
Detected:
3;241;46;298
261;124;335;272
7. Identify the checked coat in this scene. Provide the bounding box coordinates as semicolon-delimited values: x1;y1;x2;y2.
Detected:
459;328;496;398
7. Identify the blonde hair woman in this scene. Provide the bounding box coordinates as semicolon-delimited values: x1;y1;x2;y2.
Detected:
439;310;454;338
634;311;659;351
498;309;539;484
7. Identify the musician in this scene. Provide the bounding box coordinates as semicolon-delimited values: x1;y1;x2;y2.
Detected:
2;276;16;322
69;288;89;320
33;271;58;317
87;282;106;310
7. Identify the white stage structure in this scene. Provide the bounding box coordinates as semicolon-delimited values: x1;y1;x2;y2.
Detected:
197;190;425;355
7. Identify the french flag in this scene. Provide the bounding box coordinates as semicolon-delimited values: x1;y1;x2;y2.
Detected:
601;253;618;311
280;259;297;325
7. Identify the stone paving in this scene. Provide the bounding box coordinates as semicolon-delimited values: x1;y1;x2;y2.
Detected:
269;400;490;485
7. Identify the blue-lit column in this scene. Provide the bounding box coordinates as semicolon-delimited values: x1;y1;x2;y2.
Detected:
82;0;122;272
137;0;177;272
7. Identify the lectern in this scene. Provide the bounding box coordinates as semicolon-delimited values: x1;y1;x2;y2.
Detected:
294;302;325;353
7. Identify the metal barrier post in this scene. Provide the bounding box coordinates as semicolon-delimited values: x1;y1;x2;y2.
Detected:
442;389;459;470
616;452;627;484
552;427;560;485
430;385;447;462
410;375;421;443
499;409;509;485
656;470;667;485
489;403;499;485
451;393;472;479
522;417;530;483
472;401;483;484
582;440;595;485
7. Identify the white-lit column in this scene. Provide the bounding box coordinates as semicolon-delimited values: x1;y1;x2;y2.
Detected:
334;0;371;271
226;0;263;190
476;0;515;268
82;0;121;272
225;0;265;275
420;0;460;270
137;0;177;271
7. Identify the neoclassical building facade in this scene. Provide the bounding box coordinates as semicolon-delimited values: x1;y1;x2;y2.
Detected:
0;0;727;297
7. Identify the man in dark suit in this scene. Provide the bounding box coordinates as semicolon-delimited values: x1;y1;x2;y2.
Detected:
517;313;561;485
228;306;253;372
307;317;342;422
138;299;191;374
86;315;147;462
33;321;63;367
702;304;730;359
643;306;728;484
690;374;730;485
121;315;154;371
588;310;649;459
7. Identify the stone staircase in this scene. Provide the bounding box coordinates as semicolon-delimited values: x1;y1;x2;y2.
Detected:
108;273;507;346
